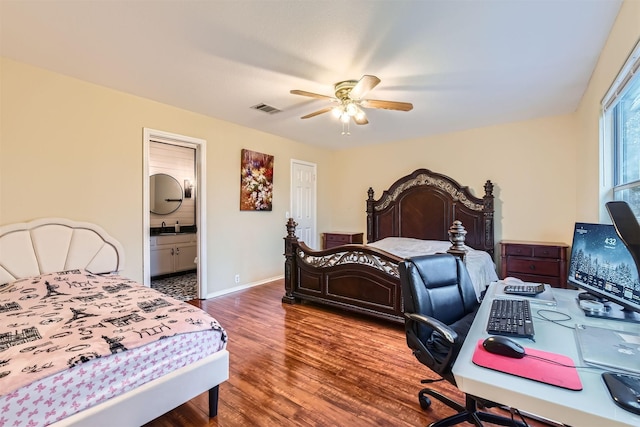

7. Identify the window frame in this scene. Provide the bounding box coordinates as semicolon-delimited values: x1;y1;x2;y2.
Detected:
601;38;640;221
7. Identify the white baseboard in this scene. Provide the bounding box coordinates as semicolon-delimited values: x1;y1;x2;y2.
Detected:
204;275;284;299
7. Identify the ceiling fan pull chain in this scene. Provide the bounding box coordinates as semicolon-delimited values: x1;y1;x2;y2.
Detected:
342;121;350;136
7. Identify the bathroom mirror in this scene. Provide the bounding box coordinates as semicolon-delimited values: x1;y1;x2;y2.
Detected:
150;173;183;214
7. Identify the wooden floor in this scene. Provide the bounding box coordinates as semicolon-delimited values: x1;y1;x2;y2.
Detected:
144;279;548;427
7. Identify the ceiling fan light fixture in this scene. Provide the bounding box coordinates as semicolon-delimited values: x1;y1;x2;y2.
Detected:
345;102;358;116
290;75;413;132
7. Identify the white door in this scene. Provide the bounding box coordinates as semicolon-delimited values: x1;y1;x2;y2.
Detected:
291;160;317;248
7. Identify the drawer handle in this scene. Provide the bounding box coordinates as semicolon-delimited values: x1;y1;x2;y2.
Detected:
529;265;536;270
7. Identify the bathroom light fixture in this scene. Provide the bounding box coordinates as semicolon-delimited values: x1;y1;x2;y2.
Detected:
184;179;193;198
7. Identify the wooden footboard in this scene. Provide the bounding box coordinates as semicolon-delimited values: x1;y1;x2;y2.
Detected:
283;218;405;322
283;218;470;323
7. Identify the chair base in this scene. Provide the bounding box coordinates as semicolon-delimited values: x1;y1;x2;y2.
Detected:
429;410;527;427
419;388;528;427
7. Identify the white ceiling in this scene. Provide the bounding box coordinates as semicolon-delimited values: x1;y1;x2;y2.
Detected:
0;1;622;150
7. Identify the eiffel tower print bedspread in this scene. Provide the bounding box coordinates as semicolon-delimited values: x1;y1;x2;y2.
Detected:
0;269;227;425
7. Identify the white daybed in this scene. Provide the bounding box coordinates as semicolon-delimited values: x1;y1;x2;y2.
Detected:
0;218;229;426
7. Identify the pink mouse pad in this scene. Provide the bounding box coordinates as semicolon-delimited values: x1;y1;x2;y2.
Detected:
472;339;582;390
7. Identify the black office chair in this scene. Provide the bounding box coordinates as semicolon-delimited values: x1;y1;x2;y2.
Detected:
606;201;640;272
399;253;526;427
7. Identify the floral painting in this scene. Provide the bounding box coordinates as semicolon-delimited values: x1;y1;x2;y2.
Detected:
240;149;274;211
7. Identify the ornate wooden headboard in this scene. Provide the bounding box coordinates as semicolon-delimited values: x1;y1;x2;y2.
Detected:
366;169;495;255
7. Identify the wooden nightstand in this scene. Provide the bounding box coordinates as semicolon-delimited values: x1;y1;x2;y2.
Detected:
500;240;569;288
322;232;364;249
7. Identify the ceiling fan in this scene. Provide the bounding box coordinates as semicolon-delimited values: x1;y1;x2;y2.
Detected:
290;75;413;126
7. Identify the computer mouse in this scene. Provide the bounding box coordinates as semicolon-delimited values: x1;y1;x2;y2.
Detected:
503;277;524;285
602;372;640;415
482;336;526;359
578;292;601;302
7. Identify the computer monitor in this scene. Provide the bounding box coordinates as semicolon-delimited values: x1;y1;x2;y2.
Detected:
567;222;640;323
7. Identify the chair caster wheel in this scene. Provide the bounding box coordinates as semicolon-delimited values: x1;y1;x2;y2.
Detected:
419;393;431;410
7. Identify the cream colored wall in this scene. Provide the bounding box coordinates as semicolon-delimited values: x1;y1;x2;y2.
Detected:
330;114;579;253
575;0;640;222
330;1;640;258
0;58;332;290
2;1;637;288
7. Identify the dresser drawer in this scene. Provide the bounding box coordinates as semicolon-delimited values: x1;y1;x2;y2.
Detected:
504;245;533;257
504;243;564;259
533;246;562;259
326;234;351;244
505;258;560;277
500;240;569;288
322;232;363;249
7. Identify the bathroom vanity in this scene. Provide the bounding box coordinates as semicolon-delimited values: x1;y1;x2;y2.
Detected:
150;232;197;277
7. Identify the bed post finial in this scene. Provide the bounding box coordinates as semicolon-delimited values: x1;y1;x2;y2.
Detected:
286;217;298;238
484;180;494;198
447;220;468;262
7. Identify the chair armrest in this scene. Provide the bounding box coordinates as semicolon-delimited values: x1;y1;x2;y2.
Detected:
405;312;458;344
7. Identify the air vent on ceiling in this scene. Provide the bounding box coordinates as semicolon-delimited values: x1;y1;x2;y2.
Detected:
251;103;281;114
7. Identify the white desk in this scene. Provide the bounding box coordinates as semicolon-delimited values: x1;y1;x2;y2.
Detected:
452;284;640;427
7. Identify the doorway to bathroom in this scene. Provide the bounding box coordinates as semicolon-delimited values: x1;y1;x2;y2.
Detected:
143;128;207;300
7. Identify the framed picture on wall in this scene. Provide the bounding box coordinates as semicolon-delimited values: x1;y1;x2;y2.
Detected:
240;149;274;211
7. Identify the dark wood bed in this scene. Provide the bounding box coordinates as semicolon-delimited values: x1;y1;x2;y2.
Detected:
282;169;495;323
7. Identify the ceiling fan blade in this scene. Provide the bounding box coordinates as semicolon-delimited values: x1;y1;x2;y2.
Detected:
361;99;413;111
353;114;369;125
301;106;333;119
290;89;334;100
349;75;381;100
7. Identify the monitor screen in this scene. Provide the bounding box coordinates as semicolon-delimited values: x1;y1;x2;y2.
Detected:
568;222;640;315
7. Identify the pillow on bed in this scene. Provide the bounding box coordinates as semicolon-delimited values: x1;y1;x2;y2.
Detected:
369;237;499;299
368;237;452;258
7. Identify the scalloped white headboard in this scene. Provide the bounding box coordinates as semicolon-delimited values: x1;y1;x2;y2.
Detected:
0;218;125;283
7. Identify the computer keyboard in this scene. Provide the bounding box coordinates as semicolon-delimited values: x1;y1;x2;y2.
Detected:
486;298;535;339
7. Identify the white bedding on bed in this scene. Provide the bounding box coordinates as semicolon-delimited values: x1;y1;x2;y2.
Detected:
367;237;498;299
